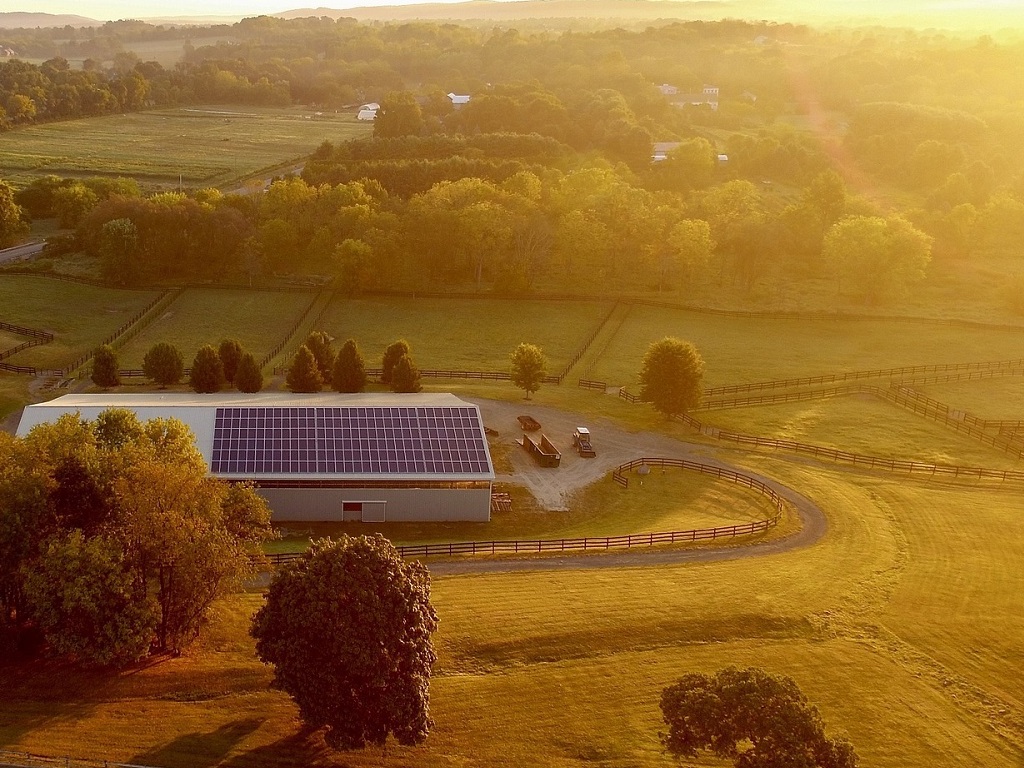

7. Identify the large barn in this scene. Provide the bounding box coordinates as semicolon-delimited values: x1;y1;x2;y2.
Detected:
16;392;495;522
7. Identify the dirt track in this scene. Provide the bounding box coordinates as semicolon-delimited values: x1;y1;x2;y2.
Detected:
427;397;828;576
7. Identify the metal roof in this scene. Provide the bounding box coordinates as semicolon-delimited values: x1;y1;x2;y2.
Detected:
17;393;495;482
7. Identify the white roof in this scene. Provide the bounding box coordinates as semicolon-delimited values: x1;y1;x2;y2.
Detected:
447;93;471;104
17;392;494;482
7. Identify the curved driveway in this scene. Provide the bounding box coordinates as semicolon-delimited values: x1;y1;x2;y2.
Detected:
429;398;828;576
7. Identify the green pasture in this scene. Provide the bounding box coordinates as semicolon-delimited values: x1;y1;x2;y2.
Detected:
0;275;160;369
0;329;27;353
699;395;1023;469
268;470;784;554
0;375;30;422
315;297;612;372
0;106;370;189
3;460;1023;766
918;373;1024;419
113;288;315;369
585;304;1024;387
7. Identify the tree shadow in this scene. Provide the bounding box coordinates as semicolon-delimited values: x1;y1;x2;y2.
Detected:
218;727;347;768
128;718;265;768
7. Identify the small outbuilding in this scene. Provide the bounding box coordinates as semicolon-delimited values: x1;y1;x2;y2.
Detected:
17;392;495;523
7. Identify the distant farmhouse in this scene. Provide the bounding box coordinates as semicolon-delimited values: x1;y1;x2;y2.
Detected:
447;92;471;107
18;392;495;523
356;102;379;120
671;84;720;111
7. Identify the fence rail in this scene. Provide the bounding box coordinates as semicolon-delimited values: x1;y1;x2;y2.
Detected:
0;749;160;768
578;378;608;391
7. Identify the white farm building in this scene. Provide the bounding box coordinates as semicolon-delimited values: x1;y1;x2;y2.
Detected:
17;392;495;523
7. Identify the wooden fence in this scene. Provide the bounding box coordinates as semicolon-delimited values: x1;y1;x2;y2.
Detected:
578;378;608;391
676;413;1024;482
0;749;160;768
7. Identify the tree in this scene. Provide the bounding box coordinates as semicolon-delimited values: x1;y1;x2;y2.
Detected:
98;217;140;286
823;215;932;303
303;331;335;379
234;352;264;393
142;342;184;388
3;410;274;663
91;344;120;388
509;343;547;400
660;667;857;768
287;345;323;393
374;90;424;138
189;345;226;394
332;339;367;393
22;531;156;667
391;354;422;393
381;340;411;385
638;338;704;418
0;180;29;249
251;536;438;750
218;339;244;385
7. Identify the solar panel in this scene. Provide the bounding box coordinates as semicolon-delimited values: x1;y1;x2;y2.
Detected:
210;406;491;475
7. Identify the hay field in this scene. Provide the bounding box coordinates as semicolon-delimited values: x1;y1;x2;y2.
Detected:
0;106;370;189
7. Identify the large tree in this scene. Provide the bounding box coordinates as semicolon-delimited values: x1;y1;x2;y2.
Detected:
189;345;226;394
142;342;184;388
91;344;120;389
660;667;857;768
251;536;439;750
509;343;547;400
286;345;324;393
1;410;273;663
332;339;368;393
304;331;335;380
638;338;704;418
823;215;932;303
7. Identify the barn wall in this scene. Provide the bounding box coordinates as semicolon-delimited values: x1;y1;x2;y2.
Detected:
258;486;492;522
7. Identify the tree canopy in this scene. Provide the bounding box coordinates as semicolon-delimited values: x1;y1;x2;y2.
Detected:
332;338;368;393
381;340;411;385
189;344;226;393
660;666;857;768
638;338;705;418
0;410;273;665
286;345;324;393
90;344;120;389
251;535;438;749
234;352;264;393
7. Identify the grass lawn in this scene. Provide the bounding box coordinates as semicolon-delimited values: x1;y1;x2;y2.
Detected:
586;304;1024;387
0;106;371;190
268;470;785;554
0;275;161;370
316;297;613;373
0;374;30;422
0;329;29;353
700;394;1024;469
114;288;315;368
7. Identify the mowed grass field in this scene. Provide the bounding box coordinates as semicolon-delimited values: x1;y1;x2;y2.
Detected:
918;373;1024;418
0;275;161;369
317;297;612;372
114;288;315;368
0;106;370;189
586;304;1024;387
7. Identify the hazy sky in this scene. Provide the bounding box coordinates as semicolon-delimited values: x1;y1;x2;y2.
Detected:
11;0;484;21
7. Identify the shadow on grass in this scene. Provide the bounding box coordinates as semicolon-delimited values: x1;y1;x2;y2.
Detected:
128;718;265;768
218;727;345;768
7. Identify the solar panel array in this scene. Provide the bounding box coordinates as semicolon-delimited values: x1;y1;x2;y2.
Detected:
211;406;491;475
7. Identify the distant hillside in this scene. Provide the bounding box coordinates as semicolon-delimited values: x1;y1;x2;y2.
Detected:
277;0;746;22
0;11;99;28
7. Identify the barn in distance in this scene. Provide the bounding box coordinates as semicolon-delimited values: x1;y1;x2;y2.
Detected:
17;392;495;522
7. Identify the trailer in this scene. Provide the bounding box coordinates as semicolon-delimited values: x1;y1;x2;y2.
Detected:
520;432;561;467
573;426;596;458
518;415;541;431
